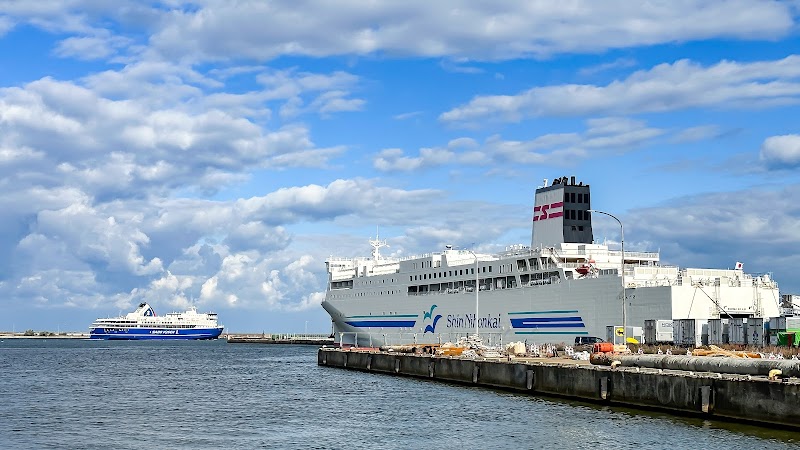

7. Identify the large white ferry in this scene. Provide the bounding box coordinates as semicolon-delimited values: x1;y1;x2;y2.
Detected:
89;302;224;340
322;177;781;347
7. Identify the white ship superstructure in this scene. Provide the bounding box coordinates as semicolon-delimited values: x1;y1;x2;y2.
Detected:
321;177;780;347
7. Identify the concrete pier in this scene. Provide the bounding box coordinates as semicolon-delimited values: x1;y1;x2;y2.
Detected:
318;348;800;429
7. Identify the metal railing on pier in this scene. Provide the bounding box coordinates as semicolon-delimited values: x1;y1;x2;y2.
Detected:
337;331;505;348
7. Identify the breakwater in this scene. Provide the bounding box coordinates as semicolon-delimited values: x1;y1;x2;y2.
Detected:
227;334;334;345
318;348;800;429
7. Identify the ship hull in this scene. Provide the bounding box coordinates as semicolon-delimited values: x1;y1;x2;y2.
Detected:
325;273;781;347
88;326;224;340
324;276;646;346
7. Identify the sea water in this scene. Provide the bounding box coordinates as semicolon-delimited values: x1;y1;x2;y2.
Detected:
1;339;799;449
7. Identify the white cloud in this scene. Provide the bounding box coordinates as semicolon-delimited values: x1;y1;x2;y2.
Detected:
53;34;132;60
578;58;638;77
0;15;14;36
760;134;800;169
393;111;423;120
0;178;470;313
440;56;800;124
672;125;723;143
374;118;663;171
146;1;794;62
0;76;347;199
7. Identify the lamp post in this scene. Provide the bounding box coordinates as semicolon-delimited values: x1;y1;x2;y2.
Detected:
466;249;480;339
588;209;626;345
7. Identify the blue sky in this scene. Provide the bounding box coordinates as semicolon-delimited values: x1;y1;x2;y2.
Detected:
2;1;800;333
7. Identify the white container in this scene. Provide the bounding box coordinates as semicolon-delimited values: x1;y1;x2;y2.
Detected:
787;317;800;331
644;319;673;344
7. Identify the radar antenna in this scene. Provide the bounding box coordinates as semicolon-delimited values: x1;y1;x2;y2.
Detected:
369;227;389;260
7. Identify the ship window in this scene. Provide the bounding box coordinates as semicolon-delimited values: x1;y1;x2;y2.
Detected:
578;193;583;203
570;192;575;203
586;193;590;204
489;266;492;272
579;226;584;231
578;210;583;220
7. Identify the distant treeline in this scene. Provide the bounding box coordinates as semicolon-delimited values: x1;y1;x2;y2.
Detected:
23;330;67;337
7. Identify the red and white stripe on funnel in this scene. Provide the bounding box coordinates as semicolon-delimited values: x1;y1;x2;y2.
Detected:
533;201;564;221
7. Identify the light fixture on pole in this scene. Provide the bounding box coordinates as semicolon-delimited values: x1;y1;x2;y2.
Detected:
466;249;480;338
588;209;626;345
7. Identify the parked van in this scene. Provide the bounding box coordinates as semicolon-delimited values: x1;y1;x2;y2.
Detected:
574;336;604;345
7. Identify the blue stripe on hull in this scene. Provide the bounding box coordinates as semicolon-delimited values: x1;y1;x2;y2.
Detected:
89;327;223;340
344;320;416;328
510;316;585;329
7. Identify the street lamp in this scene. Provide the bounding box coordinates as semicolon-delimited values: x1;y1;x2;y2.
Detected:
466;249;480;339
588;209;626;345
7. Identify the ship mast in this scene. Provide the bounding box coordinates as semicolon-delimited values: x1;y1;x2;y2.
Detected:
369;228;388;261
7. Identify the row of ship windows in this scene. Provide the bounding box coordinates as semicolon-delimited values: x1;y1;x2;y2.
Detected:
329;290;401;299
411;267;479;281
328;272;563;299
565;210;590;221
330;260;560;291
410;261;549;282
566;192;590;204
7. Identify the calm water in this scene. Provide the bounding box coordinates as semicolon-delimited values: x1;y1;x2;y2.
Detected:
2;339;799;450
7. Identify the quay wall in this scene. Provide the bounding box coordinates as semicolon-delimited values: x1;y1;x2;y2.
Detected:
318;348;800;429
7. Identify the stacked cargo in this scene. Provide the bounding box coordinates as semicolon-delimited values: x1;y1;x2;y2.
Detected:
769;316;800;347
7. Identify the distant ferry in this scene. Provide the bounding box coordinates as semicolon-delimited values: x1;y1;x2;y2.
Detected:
322;176;781;347
89;302;224;340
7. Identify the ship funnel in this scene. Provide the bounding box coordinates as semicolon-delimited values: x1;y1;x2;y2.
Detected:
531;176;593;248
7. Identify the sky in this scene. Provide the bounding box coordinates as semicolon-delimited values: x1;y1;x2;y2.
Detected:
2;1;800;334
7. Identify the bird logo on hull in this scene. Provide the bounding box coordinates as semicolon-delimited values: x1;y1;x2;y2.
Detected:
423;304;442;333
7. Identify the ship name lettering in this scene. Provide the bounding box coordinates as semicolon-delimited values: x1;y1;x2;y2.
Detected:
446;314;500;329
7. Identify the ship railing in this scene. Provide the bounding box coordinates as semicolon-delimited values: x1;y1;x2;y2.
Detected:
337;331;507;348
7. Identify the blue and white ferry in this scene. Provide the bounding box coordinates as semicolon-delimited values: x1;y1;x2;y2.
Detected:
89;302;224;340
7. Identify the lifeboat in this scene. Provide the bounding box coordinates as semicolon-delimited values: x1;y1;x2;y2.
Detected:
576;259;595;276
